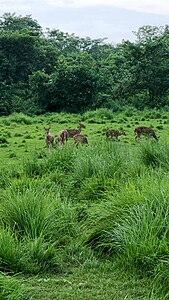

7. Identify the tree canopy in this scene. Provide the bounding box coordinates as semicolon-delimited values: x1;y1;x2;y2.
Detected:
0;13;168;115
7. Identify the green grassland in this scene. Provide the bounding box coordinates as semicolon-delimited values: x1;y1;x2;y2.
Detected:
0;108;169;299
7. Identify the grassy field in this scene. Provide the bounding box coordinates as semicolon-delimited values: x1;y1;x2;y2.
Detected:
0;108;169;299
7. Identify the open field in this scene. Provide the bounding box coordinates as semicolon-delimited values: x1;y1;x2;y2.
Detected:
0;108;169;299
0;108;168;164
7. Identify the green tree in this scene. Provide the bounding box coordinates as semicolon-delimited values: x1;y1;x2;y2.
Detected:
0;14;46;115
0;12;43;36
123;25;169;108
29;53;98;113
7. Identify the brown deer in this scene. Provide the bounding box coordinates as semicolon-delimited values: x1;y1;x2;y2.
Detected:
44;127;54;148
73;134;88;147
106;129;126;141
134;126;159;141
58;129;69;146
65;123;86;138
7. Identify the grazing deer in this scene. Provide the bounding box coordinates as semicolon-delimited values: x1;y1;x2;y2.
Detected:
44;127;54;148
106;129;126;141
58;129;69;146
66;123;86;138
134;126;159;142
73;134;88;147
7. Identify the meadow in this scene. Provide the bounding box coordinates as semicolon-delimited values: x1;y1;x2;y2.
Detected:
0;107;169;299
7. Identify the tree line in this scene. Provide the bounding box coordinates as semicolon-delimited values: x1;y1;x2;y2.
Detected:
0;13;169;116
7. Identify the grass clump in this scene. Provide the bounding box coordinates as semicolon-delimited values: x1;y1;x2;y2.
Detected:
154;259;169;299
83;175;169;282
8;113;32;125
1;187;57;239
0;227;23;273
82;108;114;122
139;142;169;169
23;157;46;177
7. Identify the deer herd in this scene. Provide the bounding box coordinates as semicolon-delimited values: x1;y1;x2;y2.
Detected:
44;124;160;148
45;123;87;148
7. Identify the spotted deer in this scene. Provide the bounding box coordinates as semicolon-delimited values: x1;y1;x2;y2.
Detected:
44;127;54;148
73;134;88;147
134;126;159;141
66;123;86;138
106;129;126;141
58;129;69;146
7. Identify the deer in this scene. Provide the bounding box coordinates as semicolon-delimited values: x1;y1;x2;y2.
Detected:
106;129;126;141
134;126;159;142
58;129;69;146
73;134;88;147
44;127;54;148
65;123;86;138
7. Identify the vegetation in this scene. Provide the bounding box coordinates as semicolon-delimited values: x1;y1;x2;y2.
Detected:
0;109;169;299
0;13;169;116
0;11;169;299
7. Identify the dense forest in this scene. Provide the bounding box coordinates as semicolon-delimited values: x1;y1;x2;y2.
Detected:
0;13;169;116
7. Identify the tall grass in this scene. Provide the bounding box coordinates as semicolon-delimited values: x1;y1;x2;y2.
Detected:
83;174;169;282
0;180;83;273
23;145;75;177
0;227;23;273
23;236;60;274
67;140;150;201
1;110;169;297
0;167;21;190
153;259;169;299
139;141;169;169
1;187;56;239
